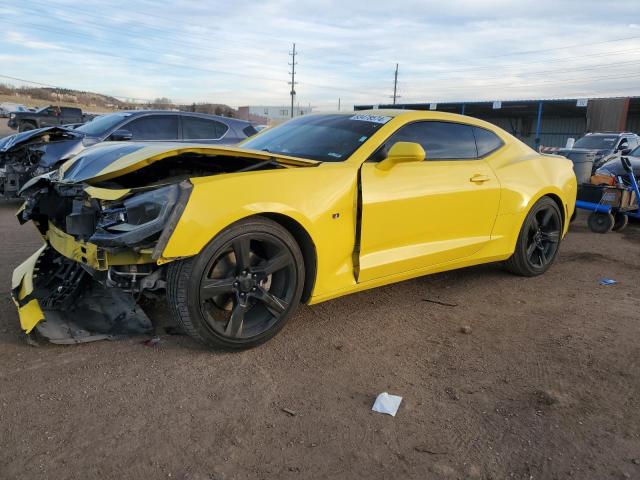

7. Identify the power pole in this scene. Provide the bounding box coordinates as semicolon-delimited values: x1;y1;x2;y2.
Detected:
392;63;399;105
288;43;298;118
338;98;341;111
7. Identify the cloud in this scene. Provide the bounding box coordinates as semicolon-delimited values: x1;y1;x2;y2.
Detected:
1;0;638;109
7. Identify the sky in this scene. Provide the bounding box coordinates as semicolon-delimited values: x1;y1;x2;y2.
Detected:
0;0;639;110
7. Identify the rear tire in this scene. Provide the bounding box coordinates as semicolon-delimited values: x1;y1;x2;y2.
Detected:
166;217;304;350
612;212;628;232
505;197;562;277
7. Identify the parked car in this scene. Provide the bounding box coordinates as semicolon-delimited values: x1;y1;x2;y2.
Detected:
596;145;640;179
7;105;99;132
0;110;258;198
0;103;30;118
12;110;576;348
554;132;640;172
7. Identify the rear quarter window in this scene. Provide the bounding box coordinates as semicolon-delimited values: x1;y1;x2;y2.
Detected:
473;127;504;157
182;116;228;139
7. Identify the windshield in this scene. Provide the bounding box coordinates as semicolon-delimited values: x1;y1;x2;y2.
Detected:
75;112;131;137
240;114;392;162
573;135;618;150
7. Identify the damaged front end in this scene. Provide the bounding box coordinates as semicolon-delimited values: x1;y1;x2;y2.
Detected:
11;142;293;344
0;127;85;199
13;179;192;343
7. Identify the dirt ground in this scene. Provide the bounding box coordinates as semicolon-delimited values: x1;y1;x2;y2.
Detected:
0;201;639;480
0;118;14;137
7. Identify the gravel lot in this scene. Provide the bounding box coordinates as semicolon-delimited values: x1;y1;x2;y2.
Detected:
0;200;639;479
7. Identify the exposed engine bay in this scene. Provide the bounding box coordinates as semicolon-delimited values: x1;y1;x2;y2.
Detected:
13;145;292;343
0;127;85;198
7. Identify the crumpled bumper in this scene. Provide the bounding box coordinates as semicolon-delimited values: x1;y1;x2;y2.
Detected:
11;244;154;344
11;244;47;333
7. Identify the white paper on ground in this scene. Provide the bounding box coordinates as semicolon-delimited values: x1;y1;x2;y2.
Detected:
372;392;403;417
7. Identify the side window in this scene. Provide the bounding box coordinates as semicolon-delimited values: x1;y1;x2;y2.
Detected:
376;121;477;160
628;137;639;149
183;116;229;139
473;127;503;157
124;115;179;140
617;138;628;150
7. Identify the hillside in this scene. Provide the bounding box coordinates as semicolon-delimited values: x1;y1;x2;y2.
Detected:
0;84;237;116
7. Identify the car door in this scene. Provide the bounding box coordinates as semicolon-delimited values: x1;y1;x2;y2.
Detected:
41;107;60;127
358;121;501;283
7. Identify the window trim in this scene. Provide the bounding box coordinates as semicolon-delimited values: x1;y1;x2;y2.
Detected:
368;120;504;162
181;114;229;141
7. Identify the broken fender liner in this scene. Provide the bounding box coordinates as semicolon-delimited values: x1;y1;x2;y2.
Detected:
36;284;153;344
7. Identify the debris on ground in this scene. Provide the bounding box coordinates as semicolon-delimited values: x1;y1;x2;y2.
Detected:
536;389;560;406
445;387;460;401
422;298;458;307
141;336;161;347
372;392;403;417
414;445;448;454
281;407;297;416
599;278;617;285
460;325;472;334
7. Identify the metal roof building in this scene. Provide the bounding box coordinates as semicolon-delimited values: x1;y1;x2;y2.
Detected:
355;97;640;149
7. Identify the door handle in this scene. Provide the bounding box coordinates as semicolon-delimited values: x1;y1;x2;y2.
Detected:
470;174;491;184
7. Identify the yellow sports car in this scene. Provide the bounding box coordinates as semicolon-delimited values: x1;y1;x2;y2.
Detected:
12;110;576;349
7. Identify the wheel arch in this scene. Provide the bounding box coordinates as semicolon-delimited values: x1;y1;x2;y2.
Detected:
259;212;317;303
543;192;566;230
523;189;568;232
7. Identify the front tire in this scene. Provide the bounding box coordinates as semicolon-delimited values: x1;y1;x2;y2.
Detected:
19;122;36;132
166;217;304;350
505;197;562;277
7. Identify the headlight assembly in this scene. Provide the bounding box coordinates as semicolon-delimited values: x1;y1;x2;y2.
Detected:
90;183;190;248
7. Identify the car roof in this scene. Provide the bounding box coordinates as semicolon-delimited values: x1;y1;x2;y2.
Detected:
106;109;253;126
308;109;504;133
585;132;637;137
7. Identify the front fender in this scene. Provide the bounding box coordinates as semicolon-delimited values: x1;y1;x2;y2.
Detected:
160;165;360;298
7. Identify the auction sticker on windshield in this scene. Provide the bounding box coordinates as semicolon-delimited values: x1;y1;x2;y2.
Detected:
349;114;392;124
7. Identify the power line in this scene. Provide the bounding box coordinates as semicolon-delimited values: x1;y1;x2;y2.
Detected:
471;34;640;59
19;0;277;56
401;71;640;96
0;19;378;97
404;60;640;88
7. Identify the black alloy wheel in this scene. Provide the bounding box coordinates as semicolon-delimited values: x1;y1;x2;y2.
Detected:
524;205;561;268
198;233;297;339
506;197;563;276
167;217;305;349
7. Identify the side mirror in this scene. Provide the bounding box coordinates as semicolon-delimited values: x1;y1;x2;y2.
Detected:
619;148;631;156
110;129;133;141
376;142;425;171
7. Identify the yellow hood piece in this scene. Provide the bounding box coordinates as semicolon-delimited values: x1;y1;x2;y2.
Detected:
60;143;318;185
